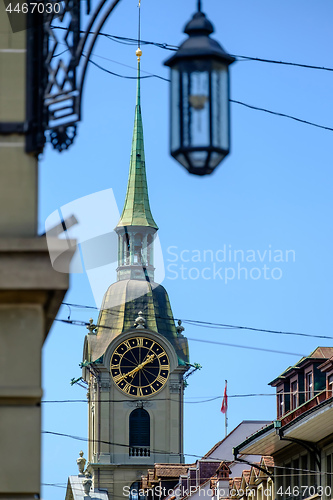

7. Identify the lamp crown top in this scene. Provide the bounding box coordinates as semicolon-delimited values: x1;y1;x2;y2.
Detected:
184;10;214;37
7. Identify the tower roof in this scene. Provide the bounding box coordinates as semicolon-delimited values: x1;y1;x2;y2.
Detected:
86;279;189;365
116;59;158;230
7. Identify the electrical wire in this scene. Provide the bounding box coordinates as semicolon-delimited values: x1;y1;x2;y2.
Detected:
41;391;325;404
50;26;333;73
233;54;333;72
53;317;307;357
230;99;333;133
85;57;333;133
88;57;170;82
61;301;333;343
41;430;333;476
50;39;333;132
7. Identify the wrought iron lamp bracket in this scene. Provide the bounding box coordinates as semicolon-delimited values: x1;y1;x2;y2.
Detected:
26;0;122;154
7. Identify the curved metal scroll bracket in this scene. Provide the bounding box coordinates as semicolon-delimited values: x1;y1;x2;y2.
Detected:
27;0;122;154
279;432;321;471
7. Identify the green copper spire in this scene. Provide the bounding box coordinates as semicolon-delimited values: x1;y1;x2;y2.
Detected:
116;53;158;230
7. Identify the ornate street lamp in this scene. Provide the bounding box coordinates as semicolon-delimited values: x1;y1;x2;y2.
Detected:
164;1;235;176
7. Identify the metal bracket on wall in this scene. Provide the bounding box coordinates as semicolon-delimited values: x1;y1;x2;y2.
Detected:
25;0;122;155
0;122;29;134
278;433;321;471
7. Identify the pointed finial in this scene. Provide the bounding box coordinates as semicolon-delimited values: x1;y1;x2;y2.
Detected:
136;47;142;61
176;319;185;335
198;0;202;12
135;311;146;329
86;318;97;335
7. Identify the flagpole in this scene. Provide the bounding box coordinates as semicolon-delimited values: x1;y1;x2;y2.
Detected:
225;379;228;437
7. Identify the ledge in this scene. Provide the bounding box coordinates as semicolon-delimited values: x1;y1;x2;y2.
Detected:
0;237;76;336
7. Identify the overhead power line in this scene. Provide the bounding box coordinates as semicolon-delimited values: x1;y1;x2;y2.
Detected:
51;26;333;72
52;36;333;133
86;56;333;133
41;390;324;405
41;430;333;476
62;301;333;343
88;57;170;82
232;54;333;72
230;99;333;132
53;317;306;357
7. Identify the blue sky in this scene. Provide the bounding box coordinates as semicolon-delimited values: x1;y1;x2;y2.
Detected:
39;0;333;497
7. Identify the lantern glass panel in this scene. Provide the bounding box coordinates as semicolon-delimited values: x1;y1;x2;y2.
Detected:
171;69;180;153
183;70;210;148
187;150;209;170
211;63;229;151
210;151;224;168
175;153;189;169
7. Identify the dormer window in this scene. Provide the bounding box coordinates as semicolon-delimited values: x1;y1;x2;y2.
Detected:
328;374;333;397
305;372;313;400
291;381;298;410
277;390;284;418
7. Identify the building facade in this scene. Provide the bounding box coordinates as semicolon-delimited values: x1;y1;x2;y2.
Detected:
0;7;74;499
234;347;333;500
139;421;272;500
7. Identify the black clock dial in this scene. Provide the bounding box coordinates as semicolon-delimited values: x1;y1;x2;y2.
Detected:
110;337;170;397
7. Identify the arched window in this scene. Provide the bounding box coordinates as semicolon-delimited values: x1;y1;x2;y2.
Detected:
129;408;150;456
129;482;145;500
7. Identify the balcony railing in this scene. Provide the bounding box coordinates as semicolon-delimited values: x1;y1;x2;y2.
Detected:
129;447;150;457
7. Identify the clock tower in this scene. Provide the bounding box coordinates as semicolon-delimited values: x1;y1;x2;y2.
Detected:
80;49;189;500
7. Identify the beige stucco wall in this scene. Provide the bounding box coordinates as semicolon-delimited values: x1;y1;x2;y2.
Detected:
0;4;37;237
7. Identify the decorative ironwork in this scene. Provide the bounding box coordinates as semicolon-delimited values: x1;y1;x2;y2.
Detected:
26;0;122;154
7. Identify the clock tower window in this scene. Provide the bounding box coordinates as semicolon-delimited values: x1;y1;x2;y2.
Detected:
134;233;143;264
129;408;150;457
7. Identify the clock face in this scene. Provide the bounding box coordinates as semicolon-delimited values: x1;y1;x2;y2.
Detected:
110;337;170;397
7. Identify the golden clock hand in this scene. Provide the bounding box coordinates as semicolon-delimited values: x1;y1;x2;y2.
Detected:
117;354;155;383
117;366;140;382
140;353;155;368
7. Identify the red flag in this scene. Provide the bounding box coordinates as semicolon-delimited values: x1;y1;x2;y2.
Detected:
221;382;228;414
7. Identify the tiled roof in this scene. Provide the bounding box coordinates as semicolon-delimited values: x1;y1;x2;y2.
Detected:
241;470;250;484
154;464;191;478
261;456;274;468
250;463;260;478
232;478;242;490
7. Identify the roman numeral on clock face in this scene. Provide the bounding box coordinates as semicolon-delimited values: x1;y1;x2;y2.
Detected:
137;337;144;347
123;383;131;394
123;340;131;350
156;375;167;384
